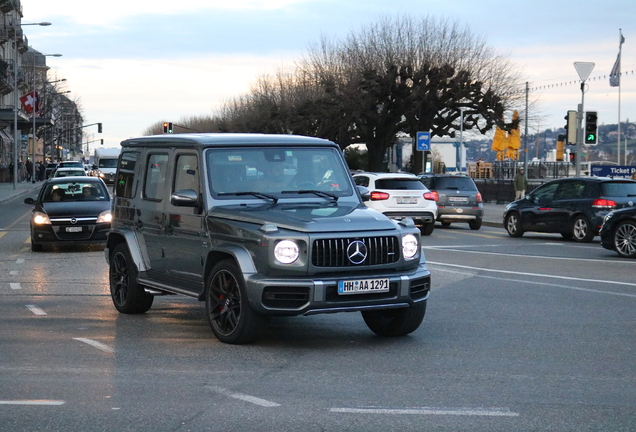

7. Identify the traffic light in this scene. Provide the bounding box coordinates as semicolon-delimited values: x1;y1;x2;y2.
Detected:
100;139;104;145
585;111;598;145
569;151;576;164
168;122;173;134
565;110;577;145
163;122;169;133
97;123;102;133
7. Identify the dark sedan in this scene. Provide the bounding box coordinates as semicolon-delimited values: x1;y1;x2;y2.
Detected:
24;177;112;251
503;177;636;242
600;206;636;258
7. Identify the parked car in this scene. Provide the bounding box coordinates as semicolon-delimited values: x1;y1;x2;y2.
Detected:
106;134;431;344
44;163;58;179
352;172;438;235
52;167;88;178
503;177;636;242
23;177;111;251
600;206;636;258
418;173;484;230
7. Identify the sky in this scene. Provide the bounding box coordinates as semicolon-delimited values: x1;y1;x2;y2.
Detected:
22;0;636;154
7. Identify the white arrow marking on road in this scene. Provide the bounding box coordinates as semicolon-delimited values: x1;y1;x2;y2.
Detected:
330;407;519;416
73;338;114;353
26;305;46;316
206;386;281;407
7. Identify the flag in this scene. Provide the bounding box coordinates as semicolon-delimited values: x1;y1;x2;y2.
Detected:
19;91;40;113
609;31;625;87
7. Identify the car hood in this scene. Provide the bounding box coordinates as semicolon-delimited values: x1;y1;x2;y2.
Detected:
39;201;111;218
208;202;397;233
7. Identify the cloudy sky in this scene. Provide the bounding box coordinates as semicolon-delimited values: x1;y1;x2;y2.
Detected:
22;0;636;153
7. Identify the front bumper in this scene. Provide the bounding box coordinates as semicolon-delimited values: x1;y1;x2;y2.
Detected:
244;265;431;316
31;223;110;245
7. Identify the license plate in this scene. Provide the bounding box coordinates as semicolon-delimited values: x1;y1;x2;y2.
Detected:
396;197;417;204
338;278;390;295
66;226;83;233
449;196;468;203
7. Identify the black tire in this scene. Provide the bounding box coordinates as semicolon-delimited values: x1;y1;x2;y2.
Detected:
362;302;426;337
560;232;574;240
505;213;524;237
441;222;451;227
31;242;42;252
572;215;594;243
420;223;435;236
613;220;636;258
109;243;154;314
469;219;482;230
205;259;268;344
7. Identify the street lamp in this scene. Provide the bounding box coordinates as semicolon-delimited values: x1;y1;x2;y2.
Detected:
12;21;52;190
31;53;62;183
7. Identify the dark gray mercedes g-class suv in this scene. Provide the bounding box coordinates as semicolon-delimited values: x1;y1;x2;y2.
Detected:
106;133;431;344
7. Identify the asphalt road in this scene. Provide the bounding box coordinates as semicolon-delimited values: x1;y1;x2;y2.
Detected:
1;190;635;432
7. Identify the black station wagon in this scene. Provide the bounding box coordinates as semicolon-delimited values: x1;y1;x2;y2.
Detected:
106;133;431;344
503;177;636;242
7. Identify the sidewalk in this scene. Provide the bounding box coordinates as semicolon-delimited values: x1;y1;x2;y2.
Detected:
481;202;506;229
0;181;43;204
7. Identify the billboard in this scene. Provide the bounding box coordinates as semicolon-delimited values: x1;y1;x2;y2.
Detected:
591;165;636;179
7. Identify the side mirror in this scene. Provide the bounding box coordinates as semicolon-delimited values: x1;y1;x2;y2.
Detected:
24;197;35;205
356;185;370;202
170;189;199;207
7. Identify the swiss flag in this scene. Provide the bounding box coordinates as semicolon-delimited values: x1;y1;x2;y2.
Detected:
20;91;39;114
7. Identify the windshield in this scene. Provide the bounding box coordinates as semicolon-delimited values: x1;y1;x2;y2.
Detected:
98;159;118;169
42;181;109;202
207;147;353;199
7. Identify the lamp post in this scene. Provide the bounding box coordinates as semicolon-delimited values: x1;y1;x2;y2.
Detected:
31;53;62;182
12;21;52;190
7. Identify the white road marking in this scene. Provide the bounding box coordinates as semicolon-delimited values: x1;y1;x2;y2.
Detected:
0;400;65;405
9;283;21;290
425;247;629;264
73;338;114;353
9;270;18;275
330;407;519;417
26;305;47;316
427;261;636;290
16;258;24;264
206;385;281;407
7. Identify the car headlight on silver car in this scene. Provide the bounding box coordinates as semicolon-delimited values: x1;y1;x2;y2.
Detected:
274;240;300;264
97;210;112;224
402;234;419;260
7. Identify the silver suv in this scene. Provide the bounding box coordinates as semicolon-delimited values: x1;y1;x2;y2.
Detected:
106;134;431;344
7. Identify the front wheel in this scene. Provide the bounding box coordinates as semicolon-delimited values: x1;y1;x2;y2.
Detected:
109;243;154;314
469;219;482;230
613;220;636;258
361;302;426;337
420;223;435;236
572;215;594;243
505;213;524;237
205;259;268;344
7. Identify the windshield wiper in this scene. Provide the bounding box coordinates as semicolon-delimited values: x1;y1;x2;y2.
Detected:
217;191;278;203
282;190;338;201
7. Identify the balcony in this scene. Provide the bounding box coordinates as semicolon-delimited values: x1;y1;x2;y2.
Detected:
0;59;12;95
0;0;23;16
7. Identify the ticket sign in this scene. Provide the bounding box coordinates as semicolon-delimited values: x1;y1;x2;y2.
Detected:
416;132;431;151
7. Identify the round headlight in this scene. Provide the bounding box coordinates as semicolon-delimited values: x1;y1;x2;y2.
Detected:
97;210;112;224
402;234;419;260
274;240;300;264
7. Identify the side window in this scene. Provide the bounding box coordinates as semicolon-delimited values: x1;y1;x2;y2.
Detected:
532;182;559;202
115;151;138;198
555;180;585;200
354;176;369;187
144;153;169;201
173;154;200;195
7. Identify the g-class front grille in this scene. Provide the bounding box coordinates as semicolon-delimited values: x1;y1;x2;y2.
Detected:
311;236;399;267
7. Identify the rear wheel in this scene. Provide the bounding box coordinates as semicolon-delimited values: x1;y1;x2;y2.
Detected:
420;223;435;236
613;220;636;258
362;302;426;336
441;222;451;227
205;259;268;344
109;243;154;314
572;215;594;243
469;219;482;230
505;213;524;237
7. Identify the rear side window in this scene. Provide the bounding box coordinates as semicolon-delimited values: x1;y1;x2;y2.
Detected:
601;181;636;197
434;177;477;191
375;179;425;190
144;153;169;201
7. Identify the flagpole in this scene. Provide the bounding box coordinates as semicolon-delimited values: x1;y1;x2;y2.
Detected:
618;29;622;165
